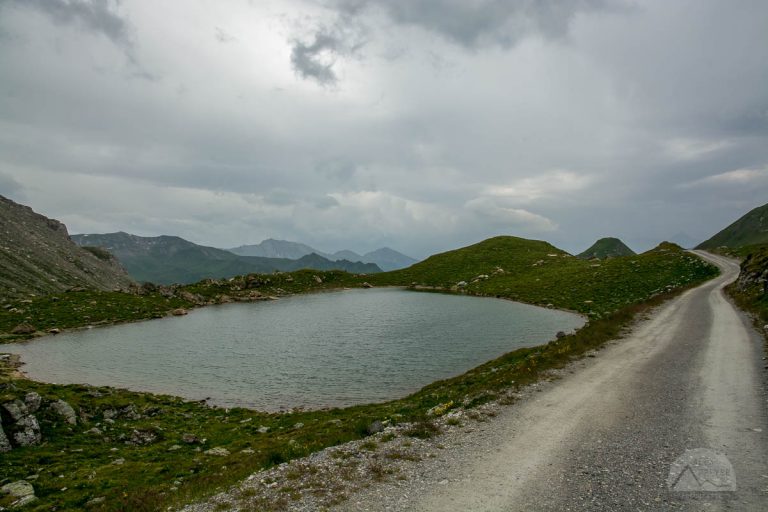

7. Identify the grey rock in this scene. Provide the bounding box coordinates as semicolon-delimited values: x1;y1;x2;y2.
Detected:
120;404;141;420
13;415;42;446
204;447;230;456
257;426;270;434
556;331;567;339
182;433;200;444
10;323;36;335
2;399;29;421
50;399;77;425
24;392;42;413
103;408;117;420
128;429;158;446
1;480;36;508
0;419;11;452
367;420;385;435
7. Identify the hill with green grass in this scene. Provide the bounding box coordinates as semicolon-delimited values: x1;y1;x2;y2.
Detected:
577;237;636;260
696;202;768;249
0;234;720;511
72;232;380;284
370;236;717;319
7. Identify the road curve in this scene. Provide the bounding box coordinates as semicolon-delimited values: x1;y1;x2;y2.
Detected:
339;251;768;511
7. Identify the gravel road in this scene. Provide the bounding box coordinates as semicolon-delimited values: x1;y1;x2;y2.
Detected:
337;251;768;511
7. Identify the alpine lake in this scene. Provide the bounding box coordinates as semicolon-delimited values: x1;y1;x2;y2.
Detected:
12;288;585;411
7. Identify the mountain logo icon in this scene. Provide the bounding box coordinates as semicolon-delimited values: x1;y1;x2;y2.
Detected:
668;448;736;492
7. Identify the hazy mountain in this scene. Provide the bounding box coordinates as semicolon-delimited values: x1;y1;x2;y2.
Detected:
0;196;133;299
330;249;363;261
228;239;417;271
362;247;418;271
72;233;381;285
577;237;636;260
229;239;319;260
696;202;768;249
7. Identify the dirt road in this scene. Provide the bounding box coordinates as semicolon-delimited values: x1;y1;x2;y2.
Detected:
340;252;768;511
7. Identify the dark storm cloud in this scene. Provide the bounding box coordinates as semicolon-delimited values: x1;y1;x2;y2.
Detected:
331;0;616;48
291;31;342;85
1;0;131;48
290;16;366;86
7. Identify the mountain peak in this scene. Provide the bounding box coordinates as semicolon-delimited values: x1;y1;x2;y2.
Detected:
577;237;636;260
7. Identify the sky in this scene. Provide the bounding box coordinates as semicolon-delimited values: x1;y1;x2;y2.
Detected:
0;0;766;259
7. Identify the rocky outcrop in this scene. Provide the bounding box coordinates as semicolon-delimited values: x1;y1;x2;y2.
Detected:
1;399;41;447
0;195;134;300
0;395;77;451
734;247;768;294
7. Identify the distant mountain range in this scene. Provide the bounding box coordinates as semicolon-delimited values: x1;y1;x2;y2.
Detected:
228;239;417;271
71;233;381;285
577;237;636;260
696;202;768;249
0;195;133;299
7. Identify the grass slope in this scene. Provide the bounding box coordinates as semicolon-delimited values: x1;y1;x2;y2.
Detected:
697;202;768;249
370;236;716;319
0;236;719;511
576;237;636;260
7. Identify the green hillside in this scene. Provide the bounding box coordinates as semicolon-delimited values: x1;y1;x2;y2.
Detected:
697;202;768;249
371;236;717;318
0;235;720;511
577;237;636;260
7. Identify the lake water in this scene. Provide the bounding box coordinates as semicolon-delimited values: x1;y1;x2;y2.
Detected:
11;289;584;411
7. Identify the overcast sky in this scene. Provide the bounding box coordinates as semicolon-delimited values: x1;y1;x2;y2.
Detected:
1;0;766;258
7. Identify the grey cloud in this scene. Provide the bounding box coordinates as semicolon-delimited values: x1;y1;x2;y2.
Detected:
290;13;366;85
214;27;236;44
332;0;615;48
0;171;23;199
3;0;131;48
291;31;342;85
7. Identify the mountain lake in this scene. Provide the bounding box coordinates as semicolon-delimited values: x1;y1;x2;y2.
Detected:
11;289;585;411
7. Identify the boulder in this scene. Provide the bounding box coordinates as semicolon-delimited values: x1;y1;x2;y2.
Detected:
171;308;188;316
10;323;36;335
0;480;36;508
50;399;77;425
24;392;42;414
12;415;41;446
556;331;567;339
2;400;29;422
361;282;374;288
0;419;11;453
182;433;200;444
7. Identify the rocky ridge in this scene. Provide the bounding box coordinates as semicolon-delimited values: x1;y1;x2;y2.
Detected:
0;195;133;300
